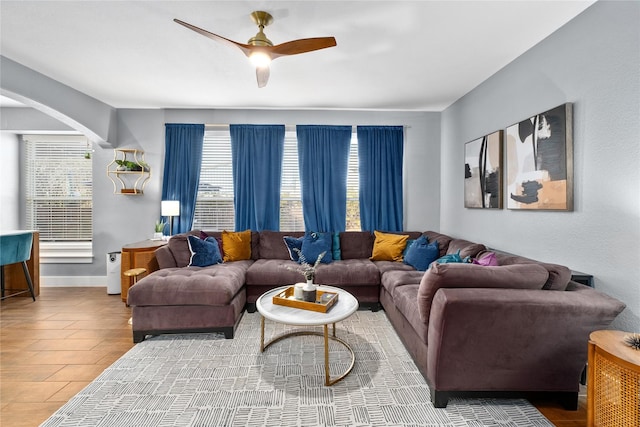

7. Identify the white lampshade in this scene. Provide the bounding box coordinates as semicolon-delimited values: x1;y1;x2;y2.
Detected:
161;200;180;217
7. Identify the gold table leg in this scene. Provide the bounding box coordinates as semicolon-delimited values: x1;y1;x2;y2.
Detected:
260;315;265;352
260;319;355;386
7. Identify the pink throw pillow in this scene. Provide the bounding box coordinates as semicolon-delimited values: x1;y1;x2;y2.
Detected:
472;252;498;266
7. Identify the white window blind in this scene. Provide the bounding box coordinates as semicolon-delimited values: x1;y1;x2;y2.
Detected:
193;130;235;231
24;134;93;263
24;135;93;242
346;134;361;231
280;130;303;231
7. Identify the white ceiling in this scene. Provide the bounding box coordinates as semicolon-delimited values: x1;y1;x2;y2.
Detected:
0;1;595;111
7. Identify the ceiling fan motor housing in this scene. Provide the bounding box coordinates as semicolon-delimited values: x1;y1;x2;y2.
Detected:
248;11;273;46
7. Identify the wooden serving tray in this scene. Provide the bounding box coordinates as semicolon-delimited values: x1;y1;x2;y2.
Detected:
273;287;339;313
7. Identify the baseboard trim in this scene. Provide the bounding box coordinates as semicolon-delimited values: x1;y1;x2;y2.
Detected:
42;276;107;287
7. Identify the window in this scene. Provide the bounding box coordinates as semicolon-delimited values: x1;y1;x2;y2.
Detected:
194;127;361;231
193;129;235;231
280;130;303;231
346;134;360;231
23;135;93;262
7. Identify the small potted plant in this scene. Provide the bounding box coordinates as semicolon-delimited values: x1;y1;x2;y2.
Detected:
285;249;326;302
153;220;166;240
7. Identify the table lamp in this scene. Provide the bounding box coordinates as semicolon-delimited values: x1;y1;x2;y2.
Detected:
161;200;180;236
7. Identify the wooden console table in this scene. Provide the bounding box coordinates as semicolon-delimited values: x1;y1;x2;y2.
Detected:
587;330;640;426
120;239;166;303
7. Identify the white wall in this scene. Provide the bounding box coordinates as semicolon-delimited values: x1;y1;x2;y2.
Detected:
0;132;19;229
1;101;439;279
46;108;440;277
440;1;640;330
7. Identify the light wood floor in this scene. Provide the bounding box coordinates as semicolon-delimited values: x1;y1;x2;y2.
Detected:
1;287;587;427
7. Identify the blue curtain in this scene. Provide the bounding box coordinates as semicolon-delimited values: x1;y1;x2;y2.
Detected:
161;124;204;234
230;124;285;231
357;126;404;232
296;125;352;232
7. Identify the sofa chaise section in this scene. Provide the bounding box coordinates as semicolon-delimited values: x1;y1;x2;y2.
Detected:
127;230;255;342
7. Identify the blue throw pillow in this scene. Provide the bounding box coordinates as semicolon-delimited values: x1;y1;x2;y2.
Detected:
187;235;222;267
402;239;416;258
434;250;472;265
300;232;332;264
283;235;304;262
332;232;341;260
403;236;439;271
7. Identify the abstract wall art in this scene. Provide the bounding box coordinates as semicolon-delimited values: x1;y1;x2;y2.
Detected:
464;130;503;209
506;103;573;210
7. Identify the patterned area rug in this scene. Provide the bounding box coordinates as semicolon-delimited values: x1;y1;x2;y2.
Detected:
41;311;552;426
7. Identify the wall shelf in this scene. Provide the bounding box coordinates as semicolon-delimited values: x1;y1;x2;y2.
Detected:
107;149;151;195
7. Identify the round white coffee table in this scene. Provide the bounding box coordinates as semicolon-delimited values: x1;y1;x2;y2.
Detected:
256;285;359;386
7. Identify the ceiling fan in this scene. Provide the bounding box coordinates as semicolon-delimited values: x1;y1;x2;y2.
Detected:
174;11;337;88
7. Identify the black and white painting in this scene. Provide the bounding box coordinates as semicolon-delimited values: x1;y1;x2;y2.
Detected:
506;103;573;210
464;130;503;209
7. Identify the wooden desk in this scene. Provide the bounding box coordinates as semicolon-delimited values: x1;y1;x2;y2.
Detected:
587;330;640;426
1;231;40;298
120;239;166;303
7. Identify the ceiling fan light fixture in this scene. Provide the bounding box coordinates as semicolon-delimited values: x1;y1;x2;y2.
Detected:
249;51;271;68
174;10;336;88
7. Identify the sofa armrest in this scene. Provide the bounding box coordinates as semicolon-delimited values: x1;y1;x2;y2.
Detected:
146;255;160;274
426;285;625;393
154;245;177;269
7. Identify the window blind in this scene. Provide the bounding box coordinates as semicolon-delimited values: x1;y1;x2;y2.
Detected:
193;130;235;231
346;134;361;231
280;130;303;231
24;135;93;243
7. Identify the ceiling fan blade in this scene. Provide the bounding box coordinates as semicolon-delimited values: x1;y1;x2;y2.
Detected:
174;18;252;56
269;37;337;58
256;66;270;88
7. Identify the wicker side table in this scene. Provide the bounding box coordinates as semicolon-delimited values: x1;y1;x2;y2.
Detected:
587;330;640;427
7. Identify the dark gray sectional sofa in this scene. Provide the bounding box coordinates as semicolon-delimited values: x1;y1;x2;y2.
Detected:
127;229;625;409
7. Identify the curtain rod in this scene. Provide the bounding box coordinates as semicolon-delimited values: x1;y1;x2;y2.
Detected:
205;124;410;130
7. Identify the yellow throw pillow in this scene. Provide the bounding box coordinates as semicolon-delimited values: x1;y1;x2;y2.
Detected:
221;230;252;262
370;230;409;262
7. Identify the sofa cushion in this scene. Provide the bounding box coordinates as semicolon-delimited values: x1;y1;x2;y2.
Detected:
417;263;550;323
187;235;222;267
403;236;440;271
245;259;308;286
447;238;487;258
260;231;304;260
245;258;380;286
128;260;253;306
339;231;374;259
314;259;380;286
495;253;572;291
370;231;409;262
392;284;429;344
381;270;424;297
374;260;416;275
222;230;252;262
423;231;453;257
155;245;177;269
